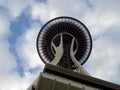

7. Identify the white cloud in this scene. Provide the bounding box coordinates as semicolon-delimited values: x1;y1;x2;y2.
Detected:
0;70;39;90
30;0;93;22
0;13;20;90
29;0;120;30
0;13;11;38
0;0;120;90
31;3;49;22
0;0;33;19
83;2;120;82
0;13;42;90
16;22;44;70
84;31;120;84
84;12;118;33
93;0;120;13
0;1;41;90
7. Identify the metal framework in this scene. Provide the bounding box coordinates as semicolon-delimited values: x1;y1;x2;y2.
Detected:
36;17;92;73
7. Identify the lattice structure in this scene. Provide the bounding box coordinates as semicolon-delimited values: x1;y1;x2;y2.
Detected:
36;17;92;73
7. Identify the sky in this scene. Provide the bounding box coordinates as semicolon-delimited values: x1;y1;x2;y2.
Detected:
0;0;120;90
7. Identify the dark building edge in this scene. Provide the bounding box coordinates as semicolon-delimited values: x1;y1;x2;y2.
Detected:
43;64;120;90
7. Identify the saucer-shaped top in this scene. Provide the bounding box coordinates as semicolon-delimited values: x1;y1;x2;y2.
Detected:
36;17;92;68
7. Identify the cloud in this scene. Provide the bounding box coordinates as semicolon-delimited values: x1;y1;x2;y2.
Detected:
82;1;120;83
0;12;19;90
0;69;39;90
0;0;33;19
30;2;49;22
0;1;41;90
84;26;120;84
83;12;119;36
0;0;120;90
0;12;11;38
30;0;94;22
15;22;44;71
93;0;120;13
0;12;42;90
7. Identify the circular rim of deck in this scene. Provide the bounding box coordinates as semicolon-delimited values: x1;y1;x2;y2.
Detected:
36;16;92;65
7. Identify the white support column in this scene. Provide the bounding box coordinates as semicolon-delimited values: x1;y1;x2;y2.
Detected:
50;33;64;65
70;38;89;75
